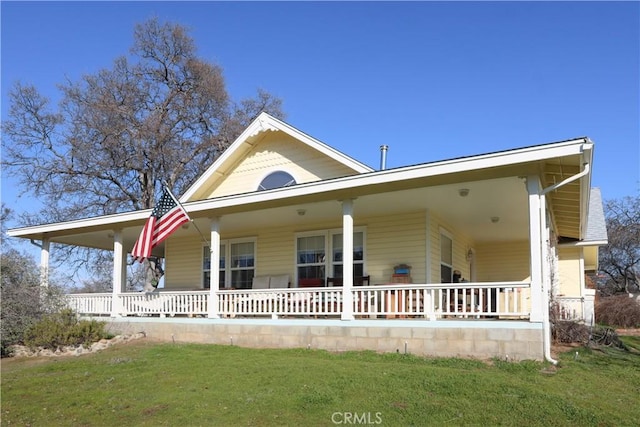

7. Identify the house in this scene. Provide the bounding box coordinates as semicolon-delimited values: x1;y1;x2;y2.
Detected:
7;113;607;361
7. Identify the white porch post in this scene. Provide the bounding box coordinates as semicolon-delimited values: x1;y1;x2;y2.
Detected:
111;229;125;317
40;237;50;288
341;199;354;320
208;217;220;319
527;176;544;322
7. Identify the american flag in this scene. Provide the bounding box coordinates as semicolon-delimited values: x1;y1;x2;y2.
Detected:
131;187;190;262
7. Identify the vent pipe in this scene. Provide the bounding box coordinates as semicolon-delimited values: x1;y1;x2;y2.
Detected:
379;145;389;170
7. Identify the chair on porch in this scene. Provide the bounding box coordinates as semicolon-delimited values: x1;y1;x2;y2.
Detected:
326;275;370;287
299;278;324;288
252;276;271;290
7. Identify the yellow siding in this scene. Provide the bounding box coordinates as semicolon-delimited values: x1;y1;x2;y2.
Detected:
475;241;531;282
164;236;203;289
365;211;427;284
427;211;475;283
207;132;359;198
255;226;298;278
163;211;534;298
557;247;582;297
164;211;435;289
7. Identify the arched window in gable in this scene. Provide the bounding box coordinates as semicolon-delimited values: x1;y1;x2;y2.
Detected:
258;171;296;191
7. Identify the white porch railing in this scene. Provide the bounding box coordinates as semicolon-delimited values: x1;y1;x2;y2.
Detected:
554;296;584;321
66;282;530;320
67;293;112;315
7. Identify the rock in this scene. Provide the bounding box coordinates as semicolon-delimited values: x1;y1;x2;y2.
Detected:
6;333;146;358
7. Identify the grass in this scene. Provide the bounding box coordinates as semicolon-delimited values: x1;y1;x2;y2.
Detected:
2;336;640;427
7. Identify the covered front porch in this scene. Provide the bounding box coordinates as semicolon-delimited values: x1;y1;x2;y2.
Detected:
68;281;530;320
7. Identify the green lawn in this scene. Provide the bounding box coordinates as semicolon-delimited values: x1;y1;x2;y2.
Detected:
2;337;639;427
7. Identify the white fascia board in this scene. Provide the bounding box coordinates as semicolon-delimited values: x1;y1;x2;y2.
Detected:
579;142;595;239
7;209;151;238
185;138;591;214
180;113;274;202
180;113;373;202
267;114;373;174
8;138;590;238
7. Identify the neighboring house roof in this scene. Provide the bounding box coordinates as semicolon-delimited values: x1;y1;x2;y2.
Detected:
584;187;608;244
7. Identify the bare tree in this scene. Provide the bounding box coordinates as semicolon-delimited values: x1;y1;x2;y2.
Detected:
4;18;283;218
599;193;640;295
2;18;284;280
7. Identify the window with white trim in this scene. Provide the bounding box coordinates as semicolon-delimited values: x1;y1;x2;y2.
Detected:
295;228;365;287
440;229;453;283
331;232;364;278
258;171;296;191
203;238;256;289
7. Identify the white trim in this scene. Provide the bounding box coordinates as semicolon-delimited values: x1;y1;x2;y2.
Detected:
439;227;454;283
294;227;367;287
111;230;124;317
256;170;298;192
527;176;544;323
180;112;373;202
40;238;50;288
7;138;591;239
203;237;256;289
425;210;432;284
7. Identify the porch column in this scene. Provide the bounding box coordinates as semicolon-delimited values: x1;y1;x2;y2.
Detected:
40;237;50;288
111;229;125;317
208;217;220;319
341;199;354;320
527;176;543;322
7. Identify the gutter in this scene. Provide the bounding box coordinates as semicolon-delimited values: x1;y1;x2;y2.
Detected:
539;159;591;365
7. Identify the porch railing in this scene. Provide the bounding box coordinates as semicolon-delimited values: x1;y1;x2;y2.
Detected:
554;296;584;321
67;282;530;320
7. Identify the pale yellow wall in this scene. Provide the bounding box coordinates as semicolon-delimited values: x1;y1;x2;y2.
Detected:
474;241;531;282
164;209;539;291
164;211;430;289
365;211;426;284
557;247;582;297
164;236;203;288
427;211;474;283
206;132;359;198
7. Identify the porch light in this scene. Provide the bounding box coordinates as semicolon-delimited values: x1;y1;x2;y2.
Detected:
458;188;470;197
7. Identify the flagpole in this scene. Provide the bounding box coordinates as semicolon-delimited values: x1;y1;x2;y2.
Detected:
162;182;212;251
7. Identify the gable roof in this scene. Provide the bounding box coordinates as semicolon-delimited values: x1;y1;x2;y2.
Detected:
180;112;374;202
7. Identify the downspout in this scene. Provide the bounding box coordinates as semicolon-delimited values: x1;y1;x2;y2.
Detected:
541;163;590;196
539;161;590;365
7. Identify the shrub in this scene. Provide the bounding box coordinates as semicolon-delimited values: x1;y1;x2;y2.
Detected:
23;309;110;350
0;249;67;356
595;294;640;328
552;320;591;344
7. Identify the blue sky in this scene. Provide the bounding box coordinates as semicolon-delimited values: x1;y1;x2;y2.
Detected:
2;0;639;234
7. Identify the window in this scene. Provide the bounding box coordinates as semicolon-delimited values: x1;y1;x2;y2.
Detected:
295;228;366;286
258;171;296;191
440;230;453;283
331;232;364;278
296;235;325;286
203;244;225;289
203;239;255;289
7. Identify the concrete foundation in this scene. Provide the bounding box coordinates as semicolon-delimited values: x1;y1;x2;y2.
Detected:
102;317;544;361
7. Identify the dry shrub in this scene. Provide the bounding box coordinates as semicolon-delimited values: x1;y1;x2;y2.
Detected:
552;320;590;344
595;294;640;328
